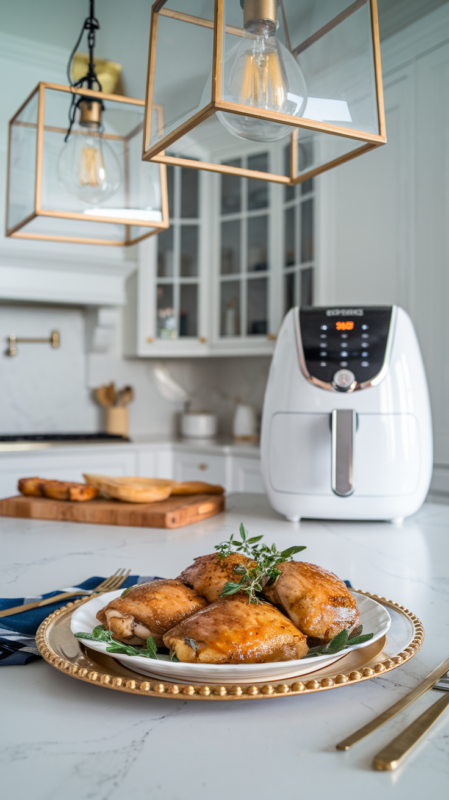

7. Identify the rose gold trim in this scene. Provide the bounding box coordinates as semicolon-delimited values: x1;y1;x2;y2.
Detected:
35;83;45;213
6;82;169;243
42;82;145;106
292;0;367;58
143;5;159;154
290;130;298;182
212;0;224;104
293;306;396;393
158;7;243;37
13;120;126;142
370;0;386;140
142;102;216;162
214;100;386;144
9;83;40;125
6;211;38;238
36;209;167;229
291;143;379;185
279;0;291;52
150;152;290;184
10;231;125;246
5;118;13;234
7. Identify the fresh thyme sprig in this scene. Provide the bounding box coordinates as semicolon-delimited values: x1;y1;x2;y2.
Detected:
74;624;159;659
302;625;373;658
215;523;306;603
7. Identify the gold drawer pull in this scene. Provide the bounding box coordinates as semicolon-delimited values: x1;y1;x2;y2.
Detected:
198;463;208;471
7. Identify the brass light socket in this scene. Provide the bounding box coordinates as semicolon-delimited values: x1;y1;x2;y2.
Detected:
79;99;102;129
243;0;277;28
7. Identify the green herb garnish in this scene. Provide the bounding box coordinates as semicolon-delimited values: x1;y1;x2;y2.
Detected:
120;585;135;598
184;637;197;652
170;652;181;662
215;523;306;604
302;625;374;659
74;627;159;659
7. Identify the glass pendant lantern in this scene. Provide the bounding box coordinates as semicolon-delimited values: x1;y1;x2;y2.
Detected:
6;1;169;246
142;0;386;186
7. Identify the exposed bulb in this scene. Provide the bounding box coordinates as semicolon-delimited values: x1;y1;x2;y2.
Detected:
58;132;121;205
217;29;307;143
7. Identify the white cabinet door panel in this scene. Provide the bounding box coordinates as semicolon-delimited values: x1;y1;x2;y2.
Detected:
231;456;264;494
173;452;227;487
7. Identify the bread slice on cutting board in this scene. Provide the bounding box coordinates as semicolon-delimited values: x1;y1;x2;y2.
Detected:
83;475;174;503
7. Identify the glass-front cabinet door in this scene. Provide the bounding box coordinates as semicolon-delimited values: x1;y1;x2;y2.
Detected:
282;138;315;316
127;142;316;358
213;151;277;353
130;164;210;357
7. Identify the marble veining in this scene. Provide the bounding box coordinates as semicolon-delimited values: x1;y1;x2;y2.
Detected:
1;494;449;799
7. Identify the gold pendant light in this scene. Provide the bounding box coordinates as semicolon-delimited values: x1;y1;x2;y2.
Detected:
6;0;169;246
142;0;386;186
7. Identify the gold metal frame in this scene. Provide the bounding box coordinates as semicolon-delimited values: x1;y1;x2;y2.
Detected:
142;0;386;185
6;82;169;246
36;590;424;701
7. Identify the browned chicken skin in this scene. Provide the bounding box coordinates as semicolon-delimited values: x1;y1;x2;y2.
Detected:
178;552;254;603
263;561;359;643
163;593;308;664
96;579;207;646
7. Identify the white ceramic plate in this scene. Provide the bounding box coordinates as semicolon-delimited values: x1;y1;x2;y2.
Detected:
71;590;391;684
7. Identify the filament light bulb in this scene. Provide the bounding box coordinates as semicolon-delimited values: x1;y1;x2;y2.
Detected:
216;0;307;143
58;101;121;205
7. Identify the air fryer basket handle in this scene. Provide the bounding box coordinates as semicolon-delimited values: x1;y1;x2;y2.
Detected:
331;409;356;497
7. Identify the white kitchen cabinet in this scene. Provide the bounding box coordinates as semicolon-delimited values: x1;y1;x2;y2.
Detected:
136;448;173;480
0;442;264;500
172;451;228;487
229;456;265;495
125;143;317;358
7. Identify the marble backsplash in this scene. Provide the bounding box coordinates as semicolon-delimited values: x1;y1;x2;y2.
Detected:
0;303;271;438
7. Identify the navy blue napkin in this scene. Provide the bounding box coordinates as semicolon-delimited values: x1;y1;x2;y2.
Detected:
0;574;156;666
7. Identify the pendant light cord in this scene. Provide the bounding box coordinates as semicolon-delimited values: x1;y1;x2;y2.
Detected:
65;0;103;141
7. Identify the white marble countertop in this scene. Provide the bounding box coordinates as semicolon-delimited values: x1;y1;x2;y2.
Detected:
0;435;260;457
1;494;448;799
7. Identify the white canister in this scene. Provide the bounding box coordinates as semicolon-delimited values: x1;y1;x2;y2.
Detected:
233;404;258;441
181;412;217;439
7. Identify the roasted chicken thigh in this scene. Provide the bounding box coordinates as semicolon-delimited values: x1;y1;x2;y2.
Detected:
163;593;308;663
96;579;207;646
263;561;359;643
178;552;254;603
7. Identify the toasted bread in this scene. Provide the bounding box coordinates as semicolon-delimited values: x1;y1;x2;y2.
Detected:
83;474;173;503
40;480;98;502
171;481;224;495
18;477;45;497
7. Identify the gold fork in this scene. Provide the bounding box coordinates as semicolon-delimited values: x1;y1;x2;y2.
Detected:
0;568;132;618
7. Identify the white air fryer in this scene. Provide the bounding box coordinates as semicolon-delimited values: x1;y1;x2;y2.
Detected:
261;306;432;522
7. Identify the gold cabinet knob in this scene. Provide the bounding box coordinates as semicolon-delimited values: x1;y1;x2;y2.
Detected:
198;463;208;471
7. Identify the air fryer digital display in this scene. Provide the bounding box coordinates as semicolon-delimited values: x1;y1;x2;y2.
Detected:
299;307;392;386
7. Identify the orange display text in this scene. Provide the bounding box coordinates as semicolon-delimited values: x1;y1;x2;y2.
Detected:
336;321;354;331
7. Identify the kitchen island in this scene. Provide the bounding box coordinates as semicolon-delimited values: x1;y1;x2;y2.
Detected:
1;493;448;799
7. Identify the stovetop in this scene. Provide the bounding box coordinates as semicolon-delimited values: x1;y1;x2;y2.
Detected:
0;433;130;451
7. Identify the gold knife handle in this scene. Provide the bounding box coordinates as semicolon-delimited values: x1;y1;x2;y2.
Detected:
336;655;449;750
0;589;91;618
373;692;449;770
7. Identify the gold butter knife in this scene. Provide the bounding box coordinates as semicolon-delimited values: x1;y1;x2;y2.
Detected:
372;691;449;770
336;655;449;750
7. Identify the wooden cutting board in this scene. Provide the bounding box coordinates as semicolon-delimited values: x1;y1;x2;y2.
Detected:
0;494;225;529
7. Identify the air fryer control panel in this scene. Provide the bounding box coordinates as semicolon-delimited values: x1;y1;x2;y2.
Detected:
299;307;392;388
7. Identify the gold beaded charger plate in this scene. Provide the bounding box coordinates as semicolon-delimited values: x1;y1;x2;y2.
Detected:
36;591;424;701
70;590;391;683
